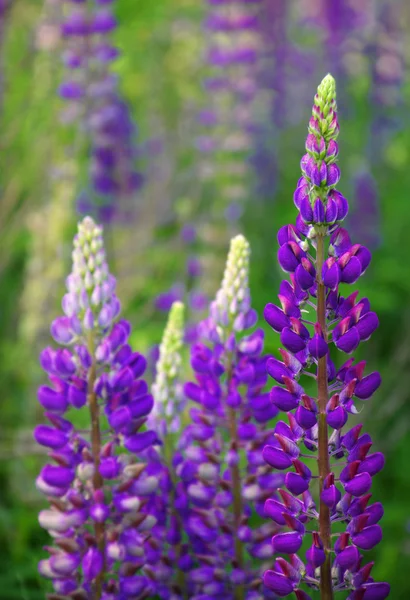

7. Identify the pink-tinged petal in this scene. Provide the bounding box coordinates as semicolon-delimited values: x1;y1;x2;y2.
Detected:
270;387;299;412
264;499;288;525
361;583;390;600
356;312;379;341
285;472;309;495
352;524;382;550
280;328;307;353
264;303;290;332
358;453;385;476
262;446;292;470
334;327;360;353
263;571;294;596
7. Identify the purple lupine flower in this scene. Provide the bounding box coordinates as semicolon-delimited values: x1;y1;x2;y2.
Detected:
262;75;390;599
59;1;143;222
176;235;281;598
35;216;158;598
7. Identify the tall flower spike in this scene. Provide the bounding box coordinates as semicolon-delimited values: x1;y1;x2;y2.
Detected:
35;216;158;599
141;302;189;598
263;75;390;600
177;234;281;599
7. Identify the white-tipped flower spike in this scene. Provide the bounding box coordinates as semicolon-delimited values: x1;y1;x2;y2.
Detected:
209;234;255;342
150;301;185;436
36;216;157;598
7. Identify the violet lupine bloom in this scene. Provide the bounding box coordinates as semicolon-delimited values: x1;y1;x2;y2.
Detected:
178;235;282;599
262;75;390;600
59;0;142;222
35;216;158;598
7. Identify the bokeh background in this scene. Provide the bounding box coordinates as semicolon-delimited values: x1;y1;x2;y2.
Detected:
1;0;410;598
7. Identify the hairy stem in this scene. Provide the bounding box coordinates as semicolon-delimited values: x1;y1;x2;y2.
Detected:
316;234;334;600
87;332;105;600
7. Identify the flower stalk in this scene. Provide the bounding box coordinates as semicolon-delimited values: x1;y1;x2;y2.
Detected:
262;74;390;600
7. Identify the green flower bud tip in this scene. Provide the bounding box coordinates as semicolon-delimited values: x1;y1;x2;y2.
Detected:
153;301;185;401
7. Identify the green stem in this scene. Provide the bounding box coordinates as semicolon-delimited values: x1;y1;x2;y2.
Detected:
316;234;334;600
87;332;105;600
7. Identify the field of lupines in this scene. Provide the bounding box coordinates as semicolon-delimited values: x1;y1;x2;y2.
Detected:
1;0;410;599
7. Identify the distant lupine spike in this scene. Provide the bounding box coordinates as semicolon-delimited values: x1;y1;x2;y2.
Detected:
177;234;281;599
262;75;389;599
35;216;158;598
197;0;262;229
59;0;143;222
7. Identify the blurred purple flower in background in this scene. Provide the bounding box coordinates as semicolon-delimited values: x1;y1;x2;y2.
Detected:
59;0;143;222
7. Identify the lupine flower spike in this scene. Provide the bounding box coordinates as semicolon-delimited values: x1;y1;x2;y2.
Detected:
179;235;281;599
262;75;390;600
35;216;158;598
144;301;189;598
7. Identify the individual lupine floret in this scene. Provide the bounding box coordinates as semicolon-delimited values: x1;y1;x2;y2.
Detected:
262;75;389;599
178;234;282;599
35;216;158;599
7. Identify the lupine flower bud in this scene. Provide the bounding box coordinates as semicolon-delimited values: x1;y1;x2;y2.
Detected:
262;76;390;599
35;217;157;597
